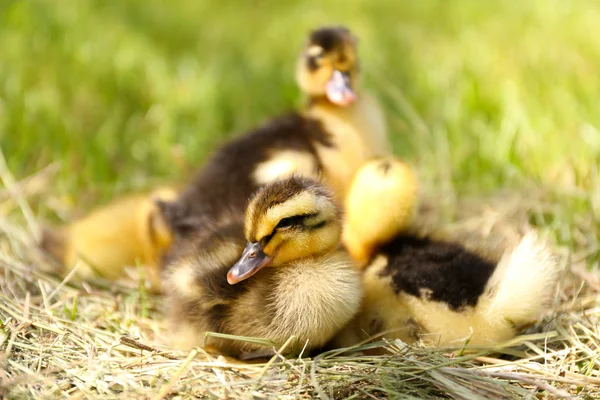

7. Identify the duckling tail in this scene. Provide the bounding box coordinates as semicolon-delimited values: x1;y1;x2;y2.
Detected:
483;231;562;329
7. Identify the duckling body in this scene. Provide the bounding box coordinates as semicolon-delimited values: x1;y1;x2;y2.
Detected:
334;157;562;349
161;113;328;236
337;232;557;348
40;187;176;291
163;176;362;356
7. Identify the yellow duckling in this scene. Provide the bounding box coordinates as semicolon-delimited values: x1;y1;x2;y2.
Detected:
334;157;562;349
162;176;362;358
40;187;177;291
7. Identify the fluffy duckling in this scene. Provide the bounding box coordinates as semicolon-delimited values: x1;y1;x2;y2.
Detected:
333;157;562;349
40;187;177;292
298;26;390;199
162;176;362;357
162;25;390;237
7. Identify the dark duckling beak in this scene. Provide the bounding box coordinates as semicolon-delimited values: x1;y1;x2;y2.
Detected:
326;70;356;106
227;242;273;285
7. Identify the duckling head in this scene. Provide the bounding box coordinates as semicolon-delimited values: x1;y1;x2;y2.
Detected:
227;176;341;284
296;26;359;107
343;157;419;266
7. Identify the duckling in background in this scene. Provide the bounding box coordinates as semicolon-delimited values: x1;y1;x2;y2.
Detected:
40;187;177;292
299;26;390;201
162;176;362;357
162;25;390;238
333;157;562;349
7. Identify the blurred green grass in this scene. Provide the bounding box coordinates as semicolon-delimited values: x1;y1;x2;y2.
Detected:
1;1;599;221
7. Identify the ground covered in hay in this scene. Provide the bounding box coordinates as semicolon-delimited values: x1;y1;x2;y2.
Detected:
1;184;599;399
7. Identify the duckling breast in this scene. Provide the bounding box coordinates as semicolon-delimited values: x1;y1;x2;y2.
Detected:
269;251;363;348
227;250;362;353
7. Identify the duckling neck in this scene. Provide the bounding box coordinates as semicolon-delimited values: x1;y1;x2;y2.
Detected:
306;95;346;109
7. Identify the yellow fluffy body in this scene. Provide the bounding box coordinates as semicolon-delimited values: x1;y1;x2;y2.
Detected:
41;187;177;291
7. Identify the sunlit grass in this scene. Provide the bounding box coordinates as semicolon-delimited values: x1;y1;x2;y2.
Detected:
2;0;599;202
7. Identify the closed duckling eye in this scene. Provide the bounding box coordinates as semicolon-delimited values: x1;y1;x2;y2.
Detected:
258;212;324;247
276;212;320;231
276;215;304;229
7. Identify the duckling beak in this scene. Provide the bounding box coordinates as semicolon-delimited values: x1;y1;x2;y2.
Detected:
326;70;356;107
227;242;273;285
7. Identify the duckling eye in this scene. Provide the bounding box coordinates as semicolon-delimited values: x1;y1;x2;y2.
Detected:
260;233;274;246
276;216;302;229
306;55;323;72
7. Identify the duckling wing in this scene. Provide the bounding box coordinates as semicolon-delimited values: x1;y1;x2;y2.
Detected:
379;234;496;311
162;221;260;352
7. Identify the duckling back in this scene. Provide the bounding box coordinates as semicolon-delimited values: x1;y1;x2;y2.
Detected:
161;113;329;237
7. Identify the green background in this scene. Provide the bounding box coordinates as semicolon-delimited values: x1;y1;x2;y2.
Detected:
1;0;598;259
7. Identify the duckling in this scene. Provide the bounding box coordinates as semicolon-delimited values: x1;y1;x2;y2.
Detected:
40;187;177;292
333;157;562;349
162;25;390;237
162;176;362;357
299;26;390;200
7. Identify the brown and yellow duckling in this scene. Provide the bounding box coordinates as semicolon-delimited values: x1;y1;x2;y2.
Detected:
297;26;390;199
333;157;562;349
162;176;362;358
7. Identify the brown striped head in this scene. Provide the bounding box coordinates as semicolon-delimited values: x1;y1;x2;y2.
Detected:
296;26;360;107
227;177;341;284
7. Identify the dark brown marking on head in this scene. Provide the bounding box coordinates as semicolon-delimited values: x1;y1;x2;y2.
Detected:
308;26;355;52
378;234;497;311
